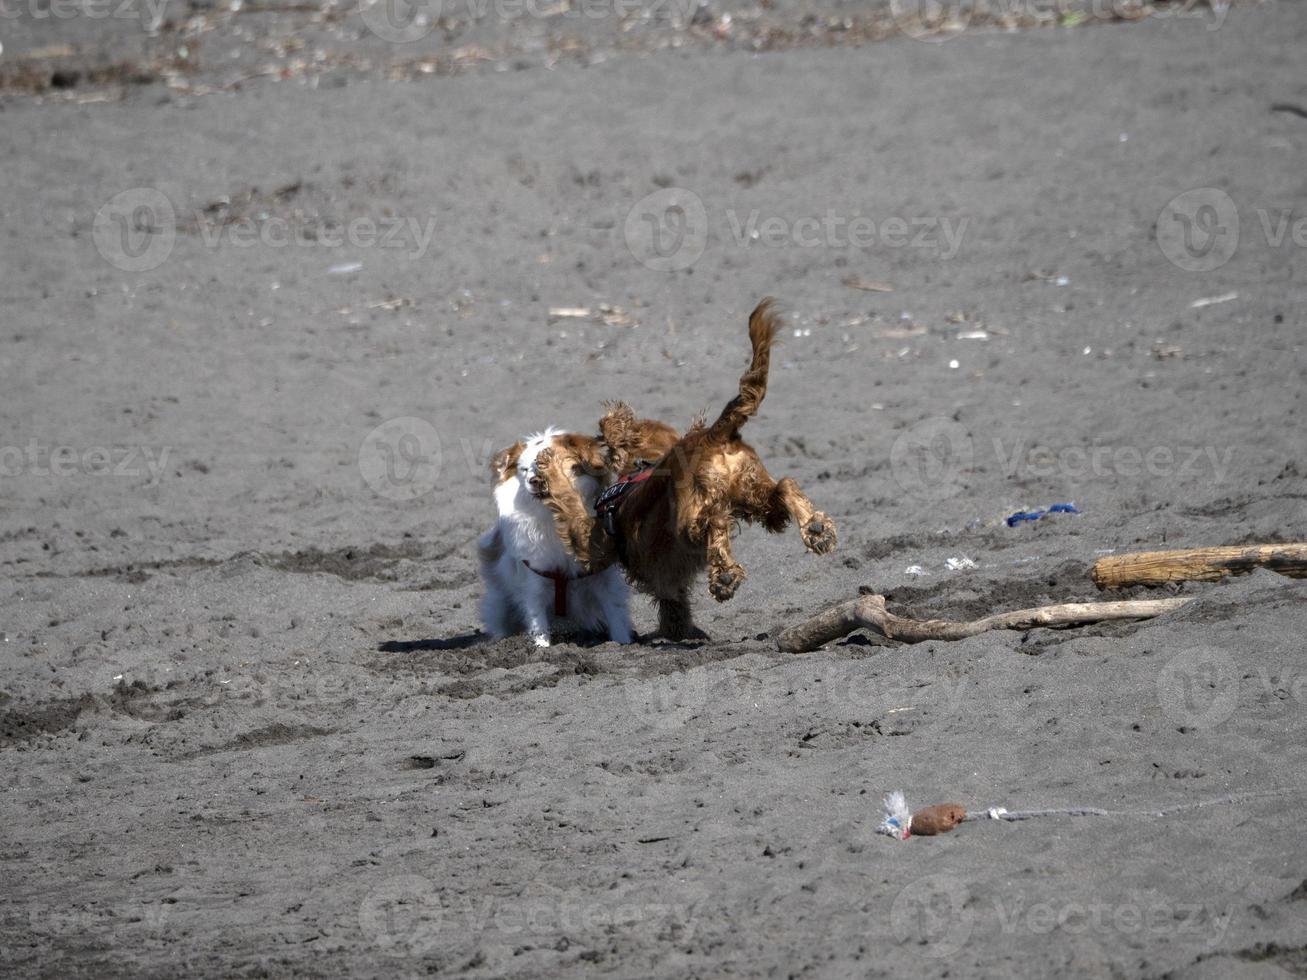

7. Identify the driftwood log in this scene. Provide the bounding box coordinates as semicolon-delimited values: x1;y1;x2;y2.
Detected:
1091;544;1307;589
776;594;1192;654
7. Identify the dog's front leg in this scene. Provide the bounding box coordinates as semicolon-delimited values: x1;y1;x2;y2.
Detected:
521;578;553;648
705;510;747;602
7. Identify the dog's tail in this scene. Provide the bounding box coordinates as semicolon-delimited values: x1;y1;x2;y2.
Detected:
476;525;503;568
707;298;780;440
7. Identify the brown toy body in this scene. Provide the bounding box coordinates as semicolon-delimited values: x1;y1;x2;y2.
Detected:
911;803;966;836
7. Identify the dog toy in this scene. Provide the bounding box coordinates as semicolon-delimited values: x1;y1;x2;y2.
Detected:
1006;502;1080;527
876;787;1302;841
877;791;967;839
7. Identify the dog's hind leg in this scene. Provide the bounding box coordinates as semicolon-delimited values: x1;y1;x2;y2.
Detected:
596;569;634;644
656;586;699;641
767;477;837;555
734;457;837;556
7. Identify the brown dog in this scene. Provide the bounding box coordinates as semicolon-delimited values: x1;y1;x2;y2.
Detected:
536;299;836;640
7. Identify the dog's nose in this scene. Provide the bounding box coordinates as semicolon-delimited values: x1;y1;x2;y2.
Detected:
528;474;547;494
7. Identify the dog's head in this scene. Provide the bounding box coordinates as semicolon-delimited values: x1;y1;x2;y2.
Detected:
490;429;606;503
597;401;681;475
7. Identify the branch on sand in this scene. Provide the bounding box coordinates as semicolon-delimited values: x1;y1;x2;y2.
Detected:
776;594;1192;654
1090;544;1307;589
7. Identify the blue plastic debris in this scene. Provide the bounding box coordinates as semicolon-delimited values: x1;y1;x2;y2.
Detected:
1006;502;1080;527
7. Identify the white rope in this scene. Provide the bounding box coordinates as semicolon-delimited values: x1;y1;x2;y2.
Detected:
879;787;1304;839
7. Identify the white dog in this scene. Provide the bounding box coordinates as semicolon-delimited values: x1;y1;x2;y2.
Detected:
477;428;633;647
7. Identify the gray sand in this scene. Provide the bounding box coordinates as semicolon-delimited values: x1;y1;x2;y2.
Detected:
3;2;1307;976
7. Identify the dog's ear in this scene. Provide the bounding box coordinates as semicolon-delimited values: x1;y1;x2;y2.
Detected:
555;434;607;477
490;441;524;483
582;440;606;476
598;401;636;447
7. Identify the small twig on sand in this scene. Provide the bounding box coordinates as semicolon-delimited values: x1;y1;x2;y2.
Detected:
776;594;1191;653
841;276;893;292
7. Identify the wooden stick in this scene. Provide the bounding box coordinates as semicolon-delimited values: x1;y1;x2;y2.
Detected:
776;594;1192;653
1091;544;1307;589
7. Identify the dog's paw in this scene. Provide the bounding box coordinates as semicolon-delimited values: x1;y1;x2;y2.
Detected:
802;513;837;555
709;562;747;602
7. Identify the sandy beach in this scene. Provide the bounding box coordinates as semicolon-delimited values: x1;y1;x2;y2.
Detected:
2;0;1306;975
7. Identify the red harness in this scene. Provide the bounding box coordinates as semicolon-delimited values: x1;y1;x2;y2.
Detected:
595;465;655;527
523;562;597;616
